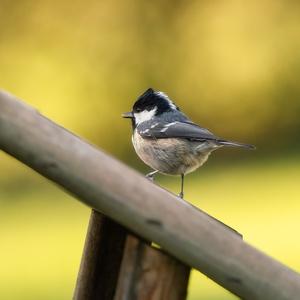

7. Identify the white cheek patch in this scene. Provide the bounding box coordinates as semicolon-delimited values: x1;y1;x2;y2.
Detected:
134;107;157;125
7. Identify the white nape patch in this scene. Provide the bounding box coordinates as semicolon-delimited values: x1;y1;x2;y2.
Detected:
155;91;177;110
134;106;157;125
160;121;178;132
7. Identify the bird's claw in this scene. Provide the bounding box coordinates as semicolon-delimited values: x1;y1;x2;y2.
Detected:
146;174;154;181
146;170;158;181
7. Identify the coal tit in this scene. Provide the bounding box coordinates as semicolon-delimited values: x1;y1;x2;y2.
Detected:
123;88;255;198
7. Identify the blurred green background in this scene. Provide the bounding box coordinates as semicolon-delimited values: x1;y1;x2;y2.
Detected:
1;1;300;299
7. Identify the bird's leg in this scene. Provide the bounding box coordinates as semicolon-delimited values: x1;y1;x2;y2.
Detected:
146;170;159;181
179;174;185;198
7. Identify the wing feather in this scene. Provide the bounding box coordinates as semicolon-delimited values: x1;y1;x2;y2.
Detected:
138;121;218;141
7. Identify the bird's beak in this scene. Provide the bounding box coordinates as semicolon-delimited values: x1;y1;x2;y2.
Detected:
122;111;134;119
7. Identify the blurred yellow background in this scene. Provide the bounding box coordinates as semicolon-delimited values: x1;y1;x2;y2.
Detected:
0;1;300;299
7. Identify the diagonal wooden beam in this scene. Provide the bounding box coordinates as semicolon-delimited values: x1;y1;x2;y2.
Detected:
0;90;300;300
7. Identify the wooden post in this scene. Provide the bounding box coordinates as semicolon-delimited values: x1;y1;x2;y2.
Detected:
74;210;127;300
74;211;190;300
114;235;190;300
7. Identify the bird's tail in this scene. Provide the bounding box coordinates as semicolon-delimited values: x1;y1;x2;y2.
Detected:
217;140;256;150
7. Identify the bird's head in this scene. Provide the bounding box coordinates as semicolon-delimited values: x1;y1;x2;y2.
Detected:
122;88;179;126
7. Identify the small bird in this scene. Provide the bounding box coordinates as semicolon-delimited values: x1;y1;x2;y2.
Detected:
123;88;255;198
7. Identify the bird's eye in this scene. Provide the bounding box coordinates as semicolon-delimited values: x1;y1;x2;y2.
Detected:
135;108;142;112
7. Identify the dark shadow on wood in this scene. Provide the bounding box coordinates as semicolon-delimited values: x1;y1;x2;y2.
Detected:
73;210;128;300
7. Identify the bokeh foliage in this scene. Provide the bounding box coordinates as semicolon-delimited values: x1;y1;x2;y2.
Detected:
0;1;300;299
1;0;300;161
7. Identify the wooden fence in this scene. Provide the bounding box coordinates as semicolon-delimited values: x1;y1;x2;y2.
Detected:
0;90;300;299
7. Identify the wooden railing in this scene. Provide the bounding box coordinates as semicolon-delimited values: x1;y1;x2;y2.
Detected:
0;90;300;300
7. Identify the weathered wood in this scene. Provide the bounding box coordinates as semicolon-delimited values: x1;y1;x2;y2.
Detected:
74;210;127;300
1;90;300;300
114;235;190;300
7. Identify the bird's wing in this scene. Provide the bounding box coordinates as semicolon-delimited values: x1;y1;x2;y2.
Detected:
138;121;219;141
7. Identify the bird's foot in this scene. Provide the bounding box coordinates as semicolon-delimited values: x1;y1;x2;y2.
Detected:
178;192;184;199
146;171;158;181
146;174;154;181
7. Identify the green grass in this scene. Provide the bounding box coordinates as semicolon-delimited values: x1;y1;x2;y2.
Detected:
0;157;300;299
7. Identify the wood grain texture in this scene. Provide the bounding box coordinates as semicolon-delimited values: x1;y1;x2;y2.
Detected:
73;210;127;300
0;90;300;300
114;235;190;300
